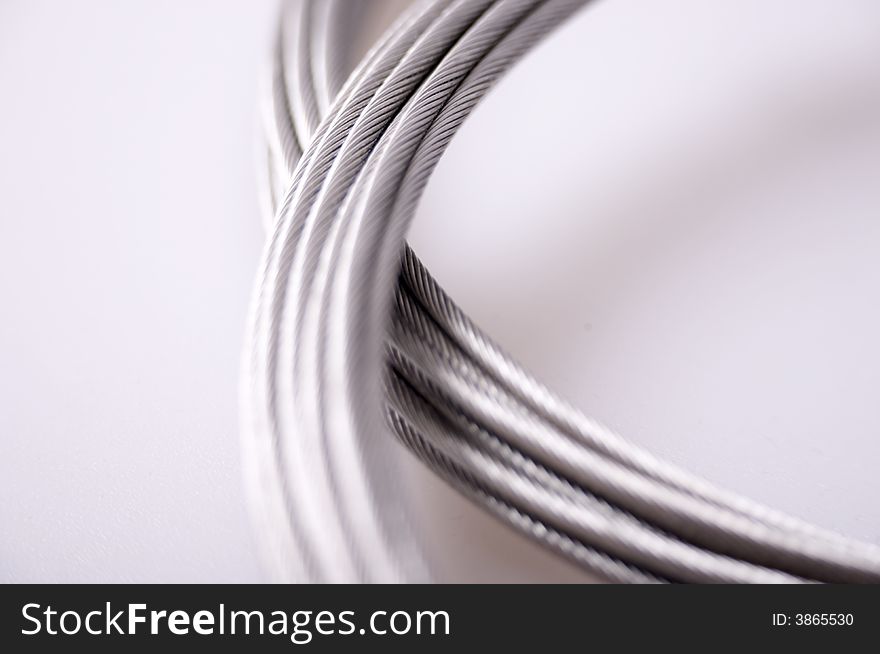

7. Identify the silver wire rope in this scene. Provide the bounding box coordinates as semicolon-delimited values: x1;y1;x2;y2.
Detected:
243;0;880;583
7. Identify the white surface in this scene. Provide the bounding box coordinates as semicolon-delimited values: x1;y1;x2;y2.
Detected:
0;0;273;582
2;0;879;583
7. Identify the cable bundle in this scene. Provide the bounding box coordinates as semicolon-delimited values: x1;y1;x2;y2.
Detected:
243;0;880;583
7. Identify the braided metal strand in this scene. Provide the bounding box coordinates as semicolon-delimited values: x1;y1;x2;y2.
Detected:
244;0;880;583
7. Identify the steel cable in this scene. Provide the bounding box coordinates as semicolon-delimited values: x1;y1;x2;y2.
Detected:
243;0;880;583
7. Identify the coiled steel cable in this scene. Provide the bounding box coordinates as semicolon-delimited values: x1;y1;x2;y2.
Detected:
244;0;880;583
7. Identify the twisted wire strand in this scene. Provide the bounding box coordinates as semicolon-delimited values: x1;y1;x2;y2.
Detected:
388;291;880;581
281;0;519;583
245;0;880;582
248;0;461;583
304;0;839;583
352;1;876;575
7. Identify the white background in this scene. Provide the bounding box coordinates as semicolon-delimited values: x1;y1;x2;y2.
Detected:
2;0;879;582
